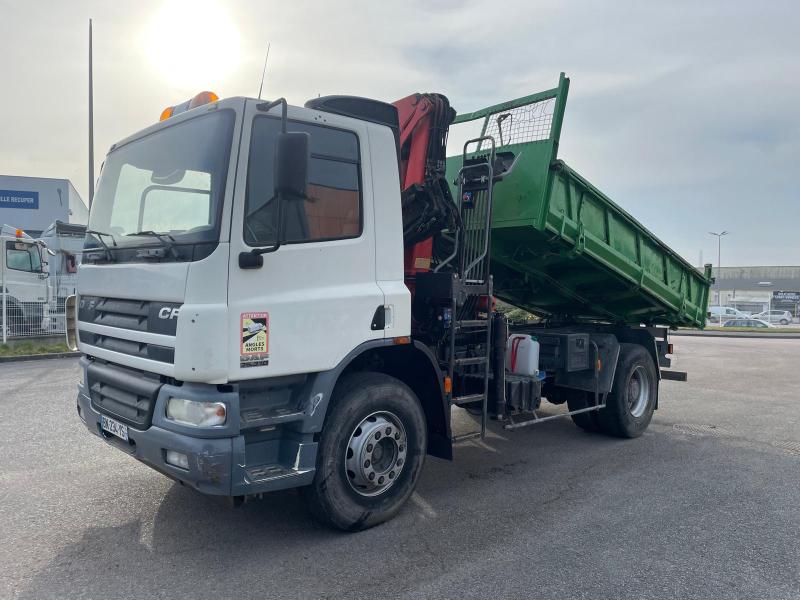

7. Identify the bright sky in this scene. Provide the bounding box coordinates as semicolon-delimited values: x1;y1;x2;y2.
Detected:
1;0;798;266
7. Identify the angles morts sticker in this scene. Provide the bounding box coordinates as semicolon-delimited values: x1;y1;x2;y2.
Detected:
240;312;269;368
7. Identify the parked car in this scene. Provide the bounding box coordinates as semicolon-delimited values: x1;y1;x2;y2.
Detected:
722;318;775;328
751;310;793;325
707;306;750;323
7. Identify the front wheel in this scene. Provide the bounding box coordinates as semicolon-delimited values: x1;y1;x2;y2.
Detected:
596;344;657;438
302;372;427;531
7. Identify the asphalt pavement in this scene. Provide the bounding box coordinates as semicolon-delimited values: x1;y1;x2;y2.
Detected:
1;336;799;599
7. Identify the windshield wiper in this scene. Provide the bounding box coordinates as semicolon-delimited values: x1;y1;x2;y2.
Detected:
127;230;180;259
86;229;117;261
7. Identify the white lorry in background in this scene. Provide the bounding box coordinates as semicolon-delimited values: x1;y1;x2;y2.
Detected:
38;220;86;333
0;225;49;340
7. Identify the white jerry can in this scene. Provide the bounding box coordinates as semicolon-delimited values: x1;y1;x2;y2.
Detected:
506;334;540;377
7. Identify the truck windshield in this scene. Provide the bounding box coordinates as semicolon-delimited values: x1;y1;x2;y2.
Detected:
87;110;235;253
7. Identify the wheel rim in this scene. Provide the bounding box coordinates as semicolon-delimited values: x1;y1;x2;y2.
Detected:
345;411;407;497
627;366;650;418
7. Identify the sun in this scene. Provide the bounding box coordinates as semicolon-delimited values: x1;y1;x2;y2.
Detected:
143;0;241;90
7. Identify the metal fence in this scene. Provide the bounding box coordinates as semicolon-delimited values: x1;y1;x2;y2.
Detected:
1;271;77;342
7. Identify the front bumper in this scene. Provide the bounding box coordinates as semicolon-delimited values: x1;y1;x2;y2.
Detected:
76;363;317;496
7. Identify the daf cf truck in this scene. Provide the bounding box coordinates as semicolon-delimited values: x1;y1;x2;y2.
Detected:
69;76;711;530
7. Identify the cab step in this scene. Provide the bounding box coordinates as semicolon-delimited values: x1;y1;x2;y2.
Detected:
455;319;488;330
452;431;482;443
244;464;314;485
240;406;305;428
452;393;485;406
454;356;488;367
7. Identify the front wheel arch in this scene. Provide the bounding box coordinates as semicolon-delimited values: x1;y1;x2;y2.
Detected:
335;342;451;460
303;371;428;530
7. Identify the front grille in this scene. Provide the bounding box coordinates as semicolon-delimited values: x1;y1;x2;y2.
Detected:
78;295;181;365
79;331;175;363
87;361;163;428
79;295;181;336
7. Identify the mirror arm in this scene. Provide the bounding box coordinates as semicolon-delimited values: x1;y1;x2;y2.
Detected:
239;192;285;269
256;97;288;133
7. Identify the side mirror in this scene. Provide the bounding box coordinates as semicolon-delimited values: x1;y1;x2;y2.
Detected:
274;131;310;200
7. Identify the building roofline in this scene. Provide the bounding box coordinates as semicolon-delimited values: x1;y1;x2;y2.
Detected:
0;173;75;184
712;265;800;270
0;175;86;207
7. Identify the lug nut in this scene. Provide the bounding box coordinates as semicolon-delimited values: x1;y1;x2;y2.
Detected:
385;426;392;435
399;444;405;452
366;443;373;452
397;458;403;466
364;459;370;468
389;471;395;479
378;476;385;484
394;432;400;440
369;472;375;481
375;431;381;440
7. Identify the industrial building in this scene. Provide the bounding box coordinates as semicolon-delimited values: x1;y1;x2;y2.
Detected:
709;265;800;316
0;175;87;237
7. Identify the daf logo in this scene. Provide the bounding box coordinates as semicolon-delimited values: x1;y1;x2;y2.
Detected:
158;307;180;320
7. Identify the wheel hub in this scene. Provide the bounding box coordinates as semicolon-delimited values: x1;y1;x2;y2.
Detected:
627;366;650;418
345;411;407;497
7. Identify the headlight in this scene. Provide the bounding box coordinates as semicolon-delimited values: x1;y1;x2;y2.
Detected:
166;398;227;427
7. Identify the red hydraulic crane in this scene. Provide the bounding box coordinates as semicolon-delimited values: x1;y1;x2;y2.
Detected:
392;93;458;291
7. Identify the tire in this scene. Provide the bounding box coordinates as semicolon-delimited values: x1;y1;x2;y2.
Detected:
780;319;789;325
597;343;657;438
544;387;568;405
302;371;427;531
566;389;602;433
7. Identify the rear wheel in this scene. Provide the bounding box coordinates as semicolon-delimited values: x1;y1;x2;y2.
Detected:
597;343;657;438
780;319;789;325
302;372;427;531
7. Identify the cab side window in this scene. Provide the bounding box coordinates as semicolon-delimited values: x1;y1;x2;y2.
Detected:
5;241;42;272
245;118;361;245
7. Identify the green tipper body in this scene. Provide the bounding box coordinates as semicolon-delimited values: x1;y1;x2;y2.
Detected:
446;73;711;328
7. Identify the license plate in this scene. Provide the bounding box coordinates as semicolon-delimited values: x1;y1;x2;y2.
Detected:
101;415;129;441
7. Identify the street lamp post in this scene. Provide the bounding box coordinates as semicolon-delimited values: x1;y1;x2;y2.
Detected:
709;231;729;310
758;282;773;319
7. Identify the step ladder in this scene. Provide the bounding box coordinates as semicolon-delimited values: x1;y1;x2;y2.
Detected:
440;136;497;443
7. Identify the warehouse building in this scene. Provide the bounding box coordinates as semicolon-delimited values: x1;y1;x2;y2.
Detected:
0;175;87;237
710;265;800;317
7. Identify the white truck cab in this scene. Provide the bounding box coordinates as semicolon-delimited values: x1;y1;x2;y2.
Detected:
1;225;48;337
77;97;408;381
74;94;426;528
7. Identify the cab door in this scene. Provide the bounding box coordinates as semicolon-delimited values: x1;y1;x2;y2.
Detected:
3;239;46;303
226;102;385;378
